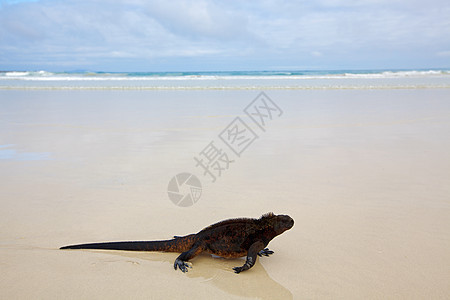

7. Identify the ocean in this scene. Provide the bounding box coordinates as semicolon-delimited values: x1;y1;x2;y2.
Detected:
1;69;449;90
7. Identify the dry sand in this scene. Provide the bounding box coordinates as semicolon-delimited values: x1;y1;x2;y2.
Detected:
1;89;449;299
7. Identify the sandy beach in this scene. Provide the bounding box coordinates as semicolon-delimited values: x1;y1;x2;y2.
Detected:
1;88;450;299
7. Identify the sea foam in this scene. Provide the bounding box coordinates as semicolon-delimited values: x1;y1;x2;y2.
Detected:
0;69;449;90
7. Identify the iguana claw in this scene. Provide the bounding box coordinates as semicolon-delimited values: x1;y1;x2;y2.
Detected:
174;259;192;273
257;248;274;257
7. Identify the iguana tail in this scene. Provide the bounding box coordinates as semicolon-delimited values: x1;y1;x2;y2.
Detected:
60;234;196;252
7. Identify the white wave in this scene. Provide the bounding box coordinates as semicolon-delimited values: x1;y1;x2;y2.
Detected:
4;71;30;76
1;83;449;91
2;70;54;77
343;70;449;78
1;70;449;92
1;69;448;81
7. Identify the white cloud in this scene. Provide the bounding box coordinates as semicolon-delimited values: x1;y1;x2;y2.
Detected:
437;51;450;57
0;0;449;70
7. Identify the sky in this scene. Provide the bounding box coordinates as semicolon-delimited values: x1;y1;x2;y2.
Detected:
0;0;449;72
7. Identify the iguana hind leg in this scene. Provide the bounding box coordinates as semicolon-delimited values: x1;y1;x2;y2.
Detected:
174;242;203;273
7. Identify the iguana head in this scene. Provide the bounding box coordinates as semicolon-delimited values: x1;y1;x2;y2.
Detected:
261;212;294;235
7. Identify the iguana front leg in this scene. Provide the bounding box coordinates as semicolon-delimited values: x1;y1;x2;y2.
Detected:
174;242;203;273
233;241;265;274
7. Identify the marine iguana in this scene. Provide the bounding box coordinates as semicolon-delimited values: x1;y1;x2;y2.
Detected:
60;212;294;273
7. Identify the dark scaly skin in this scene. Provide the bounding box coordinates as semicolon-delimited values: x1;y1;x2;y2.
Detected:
60;212;294;273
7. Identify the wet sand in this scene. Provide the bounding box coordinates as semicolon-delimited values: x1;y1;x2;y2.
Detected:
1;89;450;299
